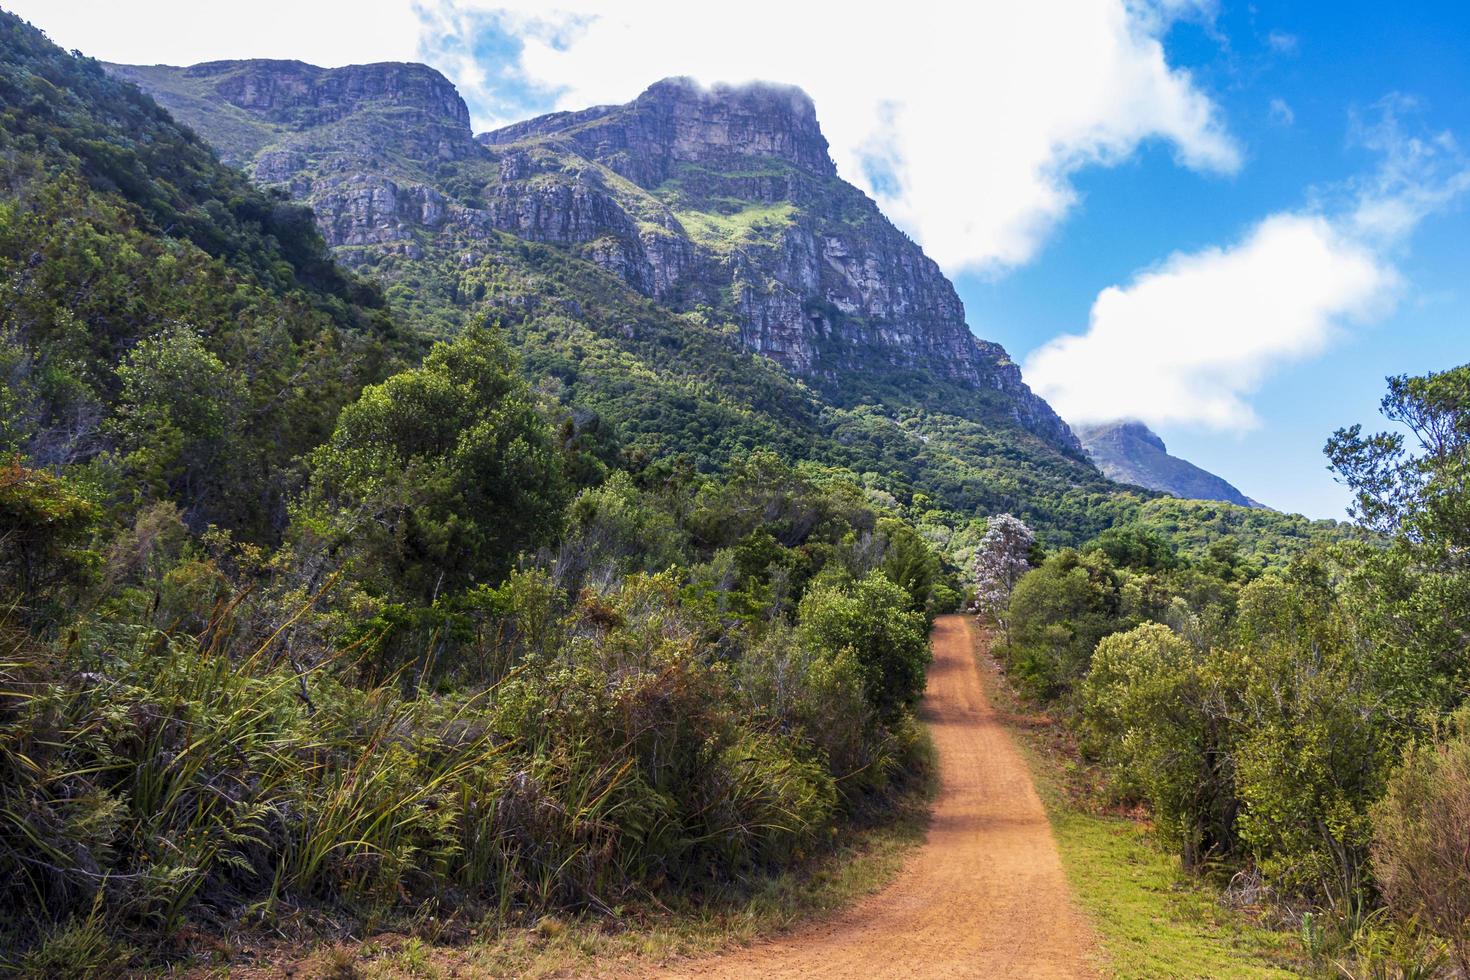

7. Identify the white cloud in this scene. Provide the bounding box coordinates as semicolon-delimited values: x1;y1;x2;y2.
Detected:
1346;96;1470;242
4;0;423;68
417;0;1239;273
1025;104;1470;430
1269;97;1295;126
1266;30;1299;54
1025;215;1394;429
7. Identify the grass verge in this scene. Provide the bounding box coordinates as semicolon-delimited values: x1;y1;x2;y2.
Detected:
970;627;1306;979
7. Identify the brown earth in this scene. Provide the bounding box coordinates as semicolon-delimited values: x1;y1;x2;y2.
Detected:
645;614;1098;979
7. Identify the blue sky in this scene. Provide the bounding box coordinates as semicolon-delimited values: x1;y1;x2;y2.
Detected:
958;1;1470;517
13;0;1469;519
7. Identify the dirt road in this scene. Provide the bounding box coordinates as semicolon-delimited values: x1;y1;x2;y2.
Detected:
653;614;1097;979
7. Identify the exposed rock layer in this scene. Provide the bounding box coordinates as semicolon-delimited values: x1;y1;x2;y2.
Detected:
109;62;1082;453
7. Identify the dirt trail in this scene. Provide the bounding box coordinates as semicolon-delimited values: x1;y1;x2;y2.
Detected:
650;614;1097;979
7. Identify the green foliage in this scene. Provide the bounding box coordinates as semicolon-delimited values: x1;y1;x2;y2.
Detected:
1371;709;1470;976
797;572;931;722
1084;522;1178;572
1005;548;1130;698
1015;360;1470;920
111;324;247;511
0;460;99;624
302;326;568;603
1129;496;1346;574
1081;624;1227;868
0;13;402;538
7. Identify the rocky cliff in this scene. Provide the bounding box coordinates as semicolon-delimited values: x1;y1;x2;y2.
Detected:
1076;421;1265;508
108;62;1081;455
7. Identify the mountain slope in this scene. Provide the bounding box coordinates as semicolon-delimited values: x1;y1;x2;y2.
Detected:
112;63;1077;454
0;14;402;538
108;58;1127;540
1076;420;1263;508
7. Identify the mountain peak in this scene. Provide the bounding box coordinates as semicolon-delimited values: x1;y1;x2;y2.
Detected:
480;75;835;184
1075;420;1263;508
1101;419;1167;453
184;59;468;129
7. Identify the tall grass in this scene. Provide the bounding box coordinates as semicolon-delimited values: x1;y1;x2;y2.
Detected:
0;573;856;969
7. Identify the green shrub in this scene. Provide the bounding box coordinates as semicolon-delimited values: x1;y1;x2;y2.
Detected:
1005;548;1129;697
797;571;930;721
1081;623;1234;868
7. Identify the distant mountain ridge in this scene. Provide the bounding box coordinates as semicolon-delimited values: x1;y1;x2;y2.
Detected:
107;60;1081;455
1076;420;1266;509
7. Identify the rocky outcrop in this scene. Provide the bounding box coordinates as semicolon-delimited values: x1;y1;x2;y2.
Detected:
473;79;1078;449
109;63;1082;455
481;77;836;185
1076;421;1264;507
190;59;473;143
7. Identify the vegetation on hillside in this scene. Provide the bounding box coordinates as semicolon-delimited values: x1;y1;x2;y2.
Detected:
0;15;950;969
985;362;1470;975
4;10;1452;976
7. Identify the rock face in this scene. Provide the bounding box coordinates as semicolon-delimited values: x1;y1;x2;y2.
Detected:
192;59;472;134
482;78;837;184
108;64;1082;455
1076;421;1264;508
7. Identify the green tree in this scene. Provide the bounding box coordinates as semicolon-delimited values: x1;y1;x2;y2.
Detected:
1005;548;1129;697
111;324;246;518
1327;363;1470;690
302;326;567;602
0;459;99;624
797;571;930;721
1081;623;1231;868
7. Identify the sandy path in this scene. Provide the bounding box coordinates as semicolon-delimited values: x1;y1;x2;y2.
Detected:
649;614;1097;979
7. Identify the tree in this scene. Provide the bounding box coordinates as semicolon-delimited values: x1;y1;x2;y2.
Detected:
1081;623;1227;868
1326;363;1470;545
797;571;930;721
0;459;98;624
111;324;247;522
301;326;567;602
1327;363;1470;689
1085;523;1177;572
877;517;946;620
1005;548;1127;697
972;513;1034;637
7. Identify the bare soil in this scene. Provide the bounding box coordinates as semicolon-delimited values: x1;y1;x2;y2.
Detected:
644;614;1099;979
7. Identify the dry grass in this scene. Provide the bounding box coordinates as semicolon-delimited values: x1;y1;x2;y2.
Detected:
190;770;933;979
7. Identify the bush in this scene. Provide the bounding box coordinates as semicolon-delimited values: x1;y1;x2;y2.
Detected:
797;571;930;721
1005;548;1128;697
1372;709;1470;975
1081;623;1231;868
736;626;886;800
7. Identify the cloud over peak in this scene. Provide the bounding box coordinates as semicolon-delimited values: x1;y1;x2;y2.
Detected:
418;0;1240;273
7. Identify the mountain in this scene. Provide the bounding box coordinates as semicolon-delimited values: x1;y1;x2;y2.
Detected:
110;62;1078;452
1075;420;1264;509
105;58;1129;540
